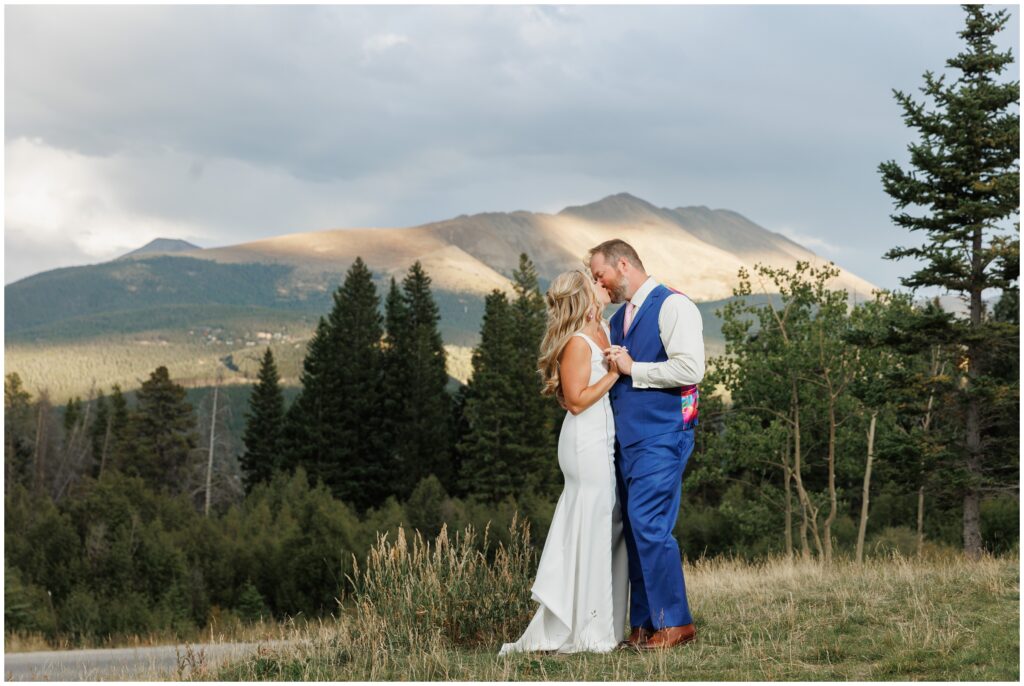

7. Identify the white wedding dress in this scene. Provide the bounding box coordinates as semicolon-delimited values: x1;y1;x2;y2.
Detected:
500;331;629;655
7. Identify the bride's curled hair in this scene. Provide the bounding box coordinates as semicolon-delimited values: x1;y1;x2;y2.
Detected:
538;270;600;397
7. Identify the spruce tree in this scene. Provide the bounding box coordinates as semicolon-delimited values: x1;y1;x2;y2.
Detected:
63;397;83;436
324;257;388;511
241;347;286;494
381;277;412;492
878;4;1019;557
105;384;130;475
280;317;333;484
399;262;453;490
458;290;519;500
4;373;34;492
126;366;198;492
509;254;559;496
88;390;109;477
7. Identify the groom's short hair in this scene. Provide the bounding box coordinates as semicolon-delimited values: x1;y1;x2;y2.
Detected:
587;239;645;272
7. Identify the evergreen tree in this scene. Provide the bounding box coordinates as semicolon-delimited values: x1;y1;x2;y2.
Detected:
509;254;559;497
396;262;452;491
4;373;34;492
63;396;83;436
280;317;333;484
325;257;388;511
382;277;413;492
458;290;519;500
878;4;1019;557
105;384;130;475
125;366;198;492
88;390;109;477
240;347;286;494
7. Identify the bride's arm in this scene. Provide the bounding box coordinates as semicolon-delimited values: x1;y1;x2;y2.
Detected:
559;337;619;416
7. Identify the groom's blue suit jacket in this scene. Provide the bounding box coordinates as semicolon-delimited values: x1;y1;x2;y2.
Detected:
609;284;699;448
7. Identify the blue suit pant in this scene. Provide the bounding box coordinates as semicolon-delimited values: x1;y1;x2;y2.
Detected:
615;429;694;630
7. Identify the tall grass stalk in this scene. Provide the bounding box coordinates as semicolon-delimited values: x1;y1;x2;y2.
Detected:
345;514;537;650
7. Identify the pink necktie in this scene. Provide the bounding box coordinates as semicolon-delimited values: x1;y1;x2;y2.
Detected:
623;302;636;336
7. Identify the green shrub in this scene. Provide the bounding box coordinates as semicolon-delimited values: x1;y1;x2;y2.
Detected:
236;580;268;623
97;590;154;637
981;496;1019;554
404;475;448;540
60;588;101;640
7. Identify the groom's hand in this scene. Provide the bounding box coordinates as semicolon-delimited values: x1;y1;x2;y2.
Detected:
605;346;634;375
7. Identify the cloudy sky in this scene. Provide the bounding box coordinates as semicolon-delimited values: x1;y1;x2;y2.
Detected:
4;4;1019;289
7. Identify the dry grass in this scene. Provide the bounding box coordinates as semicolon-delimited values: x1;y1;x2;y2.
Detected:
206;523;1019;681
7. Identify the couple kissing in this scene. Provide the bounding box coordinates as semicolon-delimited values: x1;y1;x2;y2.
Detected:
500;238;704;655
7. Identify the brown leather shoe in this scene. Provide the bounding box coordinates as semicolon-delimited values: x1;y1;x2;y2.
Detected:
641;624;696;650
618;626;653;650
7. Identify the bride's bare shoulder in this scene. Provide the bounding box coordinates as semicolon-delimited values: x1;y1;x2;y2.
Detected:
559;334;590;361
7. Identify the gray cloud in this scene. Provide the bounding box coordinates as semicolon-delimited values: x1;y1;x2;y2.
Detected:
5;4;1020;288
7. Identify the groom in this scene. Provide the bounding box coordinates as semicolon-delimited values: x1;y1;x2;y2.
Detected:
588;239;704;650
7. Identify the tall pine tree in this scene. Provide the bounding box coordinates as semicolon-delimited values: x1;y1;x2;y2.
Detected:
88;389;109;478
105;384;130;476
458;290;519;501
281;317;334;487
878;4;1019;557
381;277;410;490
382;263;453;495
509;254;559;497
125;366;198;492
4;373;34;493
325;258;388;511
241;347;286;493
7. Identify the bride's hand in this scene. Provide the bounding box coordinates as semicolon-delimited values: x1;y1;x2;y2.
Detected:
606;353;621;375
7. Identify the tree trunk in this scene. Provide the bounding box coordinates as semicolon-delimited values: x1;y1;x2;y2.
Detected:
33;401;47;496
917;486;925;557
963;394;983;558
916;350;943;558
963;228;984;559
55;401;91;502
963;450;983;559
783;437;794;561
789;383;822;559
205;381;219;518
856;411;878;564
823;391;838;564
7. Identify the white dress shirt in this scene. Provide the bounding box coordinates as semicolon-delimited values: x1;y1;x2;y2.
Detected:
624;276;705;388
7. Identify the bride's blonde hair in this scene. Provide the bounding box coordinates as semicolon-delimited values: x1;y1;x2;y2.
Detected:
538;270;600;397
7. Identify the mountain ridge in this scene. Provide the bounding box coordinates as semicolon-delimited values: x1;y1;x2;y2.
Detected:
6;193;877;339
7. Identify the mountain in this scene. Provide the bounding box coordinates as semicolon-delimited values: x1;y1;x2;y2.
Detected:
117;238;202;260
147;192;875;301
4;194;878;400
6;193;877;342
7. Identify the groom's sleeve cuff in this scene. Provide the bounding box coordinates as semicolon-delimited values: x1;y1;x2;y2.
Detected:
630;362;652;388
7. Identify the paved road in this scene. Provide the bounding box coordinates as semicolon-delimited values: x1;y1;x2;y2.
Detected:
5;640;292;681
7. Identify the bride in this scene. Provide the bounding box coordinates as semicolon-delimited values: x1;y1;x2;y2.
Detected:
499;269;629;655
